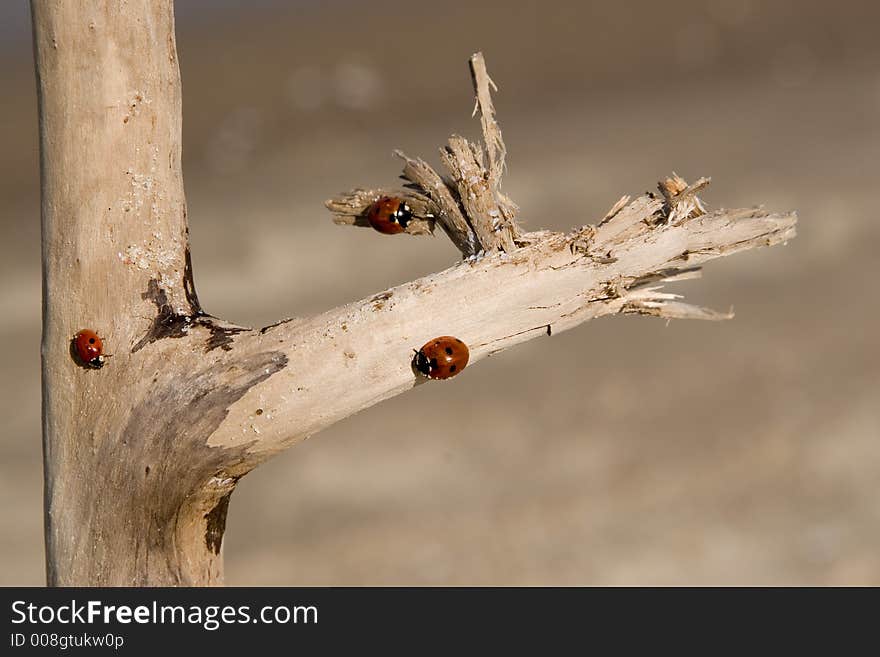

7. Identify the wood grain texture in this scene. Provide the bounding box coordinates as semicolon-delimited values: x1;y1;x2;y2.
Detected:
33;0;287;585
467;52;520;250
223;201;795;463
396;151;479;255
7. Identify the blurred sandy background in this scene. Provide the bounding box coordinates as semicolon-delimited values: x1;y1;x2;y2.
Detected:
2;0;879;585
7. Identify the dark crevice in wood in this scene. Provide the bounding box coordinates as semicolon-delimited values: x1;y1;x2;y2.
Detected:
259;318;291;334
133;279;248;353
204;489;235;555
132;279;193;352
183;242;203;316
204;325;247;352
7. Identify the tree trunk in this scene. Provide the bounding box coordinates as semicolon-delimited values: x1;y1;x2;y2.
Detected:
33;0;230;585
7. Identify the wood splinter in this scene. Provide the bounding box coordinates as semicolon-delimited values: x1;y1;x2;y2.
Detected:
327;51;521;257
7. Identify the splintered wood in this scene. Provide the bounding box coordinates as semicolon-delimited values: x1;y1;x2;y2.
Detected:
323;52;795;326
439;135;514;252
326;51;521;256
656;173;711;224
467;51;520;248
395;151;478;254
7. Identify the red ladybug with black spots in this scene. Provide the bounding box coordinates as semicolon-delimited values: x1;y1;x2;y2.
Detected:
413;336;469;380
72;329;107;369
366;196;412;235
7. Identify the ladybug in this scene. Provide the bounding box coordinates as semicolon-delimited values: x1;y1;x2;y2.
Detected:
413;336;469;380
72;329;107;369
366;196;412;235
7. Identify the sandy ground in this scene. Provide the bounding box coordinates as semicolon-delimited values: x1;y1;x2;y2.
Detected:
1;0;879;585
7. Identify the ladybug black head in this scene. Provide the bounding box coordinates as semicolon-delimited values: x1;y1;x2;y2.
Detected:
412;349;432;377
392;203;412;229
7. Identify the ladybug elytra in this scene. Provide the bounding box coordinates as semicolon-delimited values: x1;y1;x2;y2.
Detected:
413;336;469;380
72;329;106;369
367;196;412;235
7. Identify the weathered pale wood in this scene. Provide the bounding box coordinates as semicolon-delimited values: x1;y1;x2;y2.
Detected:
439;135;516;252
33;3;797;587
396;151;479;255
466;52;520;250
33;0;260;586
327;54;521;257
216;203;796;462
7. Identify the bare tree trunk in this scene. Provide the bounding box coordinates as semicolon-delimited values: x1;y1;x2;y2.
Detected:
32;1;796;586
33;0;228;585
